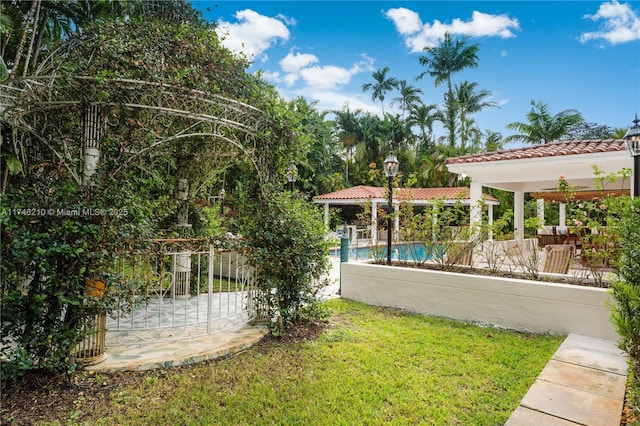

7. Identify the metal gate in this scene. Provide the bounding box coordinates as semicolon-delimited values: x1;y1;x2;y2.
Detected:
106;239;259;346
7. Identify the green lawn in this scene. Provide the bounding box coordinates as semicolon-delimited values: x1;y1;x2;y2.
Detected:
80;299;563;425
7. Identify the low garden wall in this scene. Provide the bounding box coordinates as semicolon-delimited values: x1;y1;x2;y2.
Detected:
340;261;617;340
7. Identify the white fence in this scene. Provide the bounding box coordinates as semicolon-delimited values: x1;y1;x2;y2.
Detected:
106;240;259;346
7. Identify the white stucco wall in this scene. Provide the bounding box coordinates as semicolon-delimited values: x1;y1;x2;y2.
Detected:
340;262;617;340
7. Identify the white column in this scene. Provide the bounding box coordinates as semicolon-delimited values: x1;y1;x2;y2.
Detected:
559;203;567;228
488;204;494;240
469;181;483;228
513;191;525;240
371;200;378;246
323;204;329;229
537;199;545;227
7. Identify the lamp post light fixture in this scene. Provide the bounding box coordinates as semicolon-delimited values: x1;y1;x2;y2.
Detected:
219;187;225;214
383;153;400;266
286;163;298;191
624;114;640;198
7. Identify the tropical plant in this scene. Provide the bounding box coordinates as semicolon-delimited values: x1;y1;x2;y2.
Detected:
610;196;640;418
361;66;399;115
482;130;505;152
391;80;423;118
394;196;488;271
239;187;331;331
453;81;499;152
0;2;308;379
417;32;479;148
332;105;363;185
561;122;615;140
505;100;584;145
557;166;631;286
408;103;440;156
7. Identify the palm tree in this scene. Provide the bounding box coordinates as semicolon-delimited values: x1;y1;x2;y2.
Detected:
416;32;479;148
391;80;423;118
362;66;399;115
407;103;440;155
454;81;499;151
357;113;384;165
505;100;584;144
483;130;505;152
460;117;483;154
332;105;363;184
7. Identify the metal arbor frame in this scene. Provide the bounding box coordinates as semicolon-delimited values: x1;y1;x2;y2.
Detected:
0;76;269;184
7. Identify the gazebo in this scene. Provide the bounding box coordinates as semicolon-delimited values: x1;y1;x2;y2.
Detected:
445;139;632;238
313;185;499;246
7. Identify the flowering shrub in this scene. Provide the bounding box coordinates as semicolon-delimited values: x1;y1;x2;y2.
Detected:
557;166;631;286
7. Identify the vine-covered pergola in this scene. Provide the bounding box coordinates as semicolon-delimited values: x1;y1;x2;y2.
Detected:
0;75;268;185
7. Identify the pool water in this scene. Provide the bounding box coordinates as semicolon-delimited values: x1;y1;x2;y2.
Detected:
330;242;439;262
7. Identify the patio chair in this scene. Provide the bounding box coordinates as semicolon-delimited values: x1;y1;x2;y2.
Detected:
541;244;575;274
446;242;473;266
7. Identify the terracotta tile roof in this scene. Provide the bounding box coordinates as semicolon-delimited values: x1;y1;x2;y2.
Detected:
313;185;383;200
313;185;498;202
445;139;626;165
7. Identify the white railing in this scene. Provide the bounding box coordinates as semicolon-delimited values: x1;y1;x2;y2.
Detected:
106;240;259;346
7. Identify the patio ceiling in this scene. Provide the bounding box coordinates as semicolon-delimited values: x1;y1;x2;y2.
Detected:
445;139;632;194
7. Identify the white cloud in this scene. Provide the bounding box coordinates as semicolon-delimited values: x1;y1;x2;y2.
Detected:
385;8;423;35
216;9;290;61
284;87;380;116
278;52;374;91
580;1;640;44
279;52;319;73
386;8;520;52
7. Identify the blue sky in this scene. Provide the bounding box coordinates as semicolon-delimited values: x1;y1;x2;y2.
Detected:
193;1;640;145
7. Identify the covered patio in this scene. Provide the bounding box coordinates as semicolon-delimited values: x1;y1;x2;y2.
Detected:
445;139;633;239
313;185;499;246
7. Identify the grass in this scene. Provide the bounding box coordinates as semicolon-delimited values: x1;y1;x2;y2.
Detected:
74;299;562;425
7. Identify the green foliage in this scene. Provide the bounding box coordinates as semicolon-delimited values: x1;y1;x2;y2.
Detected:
394;195;488;270
239;187;331;331
0;6;273;380
0;174;160;379
558;166;631;286
610;197;640;417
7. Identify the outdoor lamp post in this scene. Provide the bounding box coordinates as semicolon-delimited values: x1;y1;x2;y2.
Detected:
219;187;225;214
624;114;640;198
383;153;400;266
286;163;298;191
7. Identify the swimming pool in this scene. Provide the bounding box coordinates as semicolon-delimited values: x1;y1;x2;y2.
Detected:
329;242;440;262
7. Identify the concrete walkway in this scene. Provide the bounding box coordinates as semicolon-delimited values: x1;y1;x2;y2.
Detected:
506;333;628;426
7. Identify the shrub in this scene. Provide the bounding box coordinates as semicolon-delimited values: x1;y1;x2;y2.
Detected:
610;197;640;417
0;175;158;379
239;187;331;331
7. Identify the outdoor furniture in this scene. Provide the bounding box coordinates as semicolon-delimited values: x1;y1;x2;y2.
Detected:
537;226;567;248
446;242;473;266
541;244;576;274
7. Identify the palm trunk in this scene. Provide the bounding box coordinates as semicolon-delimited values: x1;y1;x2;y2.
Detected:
22;0;42;76
11;0;38;75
